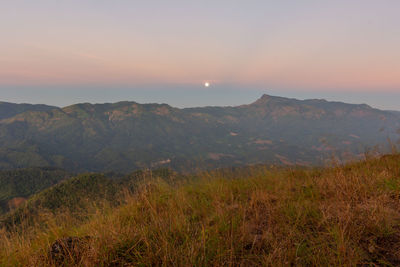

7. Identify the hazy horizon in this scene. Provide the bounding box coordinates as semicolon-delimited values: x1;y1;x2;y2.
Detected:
1;1;399;110
1;85;400;111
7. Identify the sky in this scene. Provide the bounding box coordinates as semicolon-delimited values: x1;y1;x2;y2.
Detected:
1;1;399;110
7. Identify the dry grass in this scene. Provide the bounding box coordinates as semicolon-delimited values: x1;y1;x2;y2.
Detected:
1;154;400;266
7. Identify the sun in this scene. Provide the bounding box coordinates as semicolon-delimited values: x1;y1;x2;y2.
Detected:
204;82;210;87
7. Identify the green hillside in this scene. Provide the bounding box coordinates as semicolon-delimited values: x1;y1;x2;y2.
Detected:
0;95;399;172
0;168;176;230
0;102;57;120
0;167;71;214
1;154;400;266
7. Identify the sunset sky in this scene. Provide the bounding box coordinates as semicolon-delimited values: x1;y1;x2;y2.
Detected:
1;1;399;109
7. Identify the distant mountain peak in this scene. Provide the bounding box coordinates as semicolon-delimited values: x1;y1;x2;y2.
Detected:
251;94;273;105
260;94;271;99
251;94;295;106
250;94;375;110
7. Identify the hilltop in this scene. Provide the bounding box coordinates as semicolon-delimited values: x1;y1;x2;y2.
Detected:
0;167;71;214
0;168;174;229
1;154;400;266
0;95;398;172
0;102;56;120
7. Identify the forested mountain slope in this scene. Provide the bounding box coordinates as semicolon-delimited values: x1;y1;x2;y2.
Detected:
0;95;399;172
0;167;71;214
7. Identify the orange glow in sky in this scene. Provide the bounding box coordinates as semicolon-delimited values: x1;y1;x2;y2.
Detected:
0;1;399;92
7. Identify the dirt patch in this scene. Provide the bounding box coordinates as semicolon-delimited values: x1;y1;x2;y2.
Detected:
7;197;26;210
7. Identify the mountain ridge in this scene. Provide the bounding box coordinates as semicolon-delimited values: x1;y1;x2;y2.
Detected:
0;94;399;172
0;102;57;120
5;94;395;111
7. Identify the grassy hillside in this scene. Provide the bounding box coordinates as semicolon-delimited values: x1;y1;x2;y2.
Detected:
1;154;400;266
0;174;117;230
0;168;176;230
0;167;71;214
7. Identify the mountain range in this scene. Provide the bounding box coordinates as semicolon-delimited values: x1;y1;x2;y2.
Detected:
0;94;399;172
